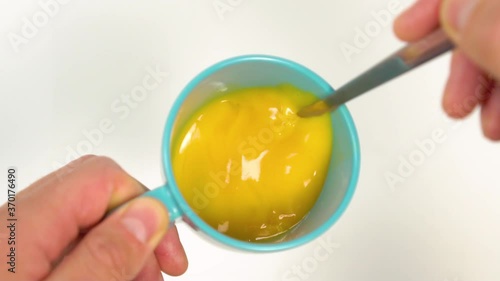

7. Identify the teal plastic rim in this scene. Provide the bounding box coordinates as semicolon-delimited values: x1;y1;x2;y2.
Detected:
157;54;361;252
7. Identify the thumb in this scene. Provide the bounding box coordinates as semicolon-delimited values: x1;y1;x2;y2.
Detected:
45;197;169;281
440;0;500;79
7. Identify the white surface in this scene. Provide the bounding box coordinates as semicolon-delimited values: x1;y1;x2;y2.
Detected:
1;0;500;280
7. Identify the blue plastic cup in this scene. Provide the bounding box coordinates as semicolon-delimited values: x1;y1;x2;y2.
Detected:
146;55;360;252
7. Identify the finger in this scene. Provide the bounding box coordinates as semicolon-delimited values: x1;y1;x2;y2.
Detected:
45;197;169;281
393;0;442;41
481;84;500;140
441;0;500;79
443;50;491;118
20;154;97;194
3;156;147;280
154;225;188;276
133;255;163;281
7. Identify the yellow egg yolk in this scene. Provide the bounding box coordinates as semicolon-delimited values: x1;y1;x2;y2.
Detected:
172;84;333;242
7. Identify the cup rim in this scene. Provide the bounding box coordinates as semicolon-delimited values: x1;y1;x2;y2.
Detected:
162;54;361;252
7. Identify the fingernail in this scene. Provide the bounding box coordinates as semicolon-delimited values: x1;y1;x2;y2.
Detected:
120;198;169;245
443;0;479;32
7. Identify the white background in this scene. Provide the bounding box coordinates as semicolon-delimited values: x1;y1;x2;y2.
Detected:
1;0;500;280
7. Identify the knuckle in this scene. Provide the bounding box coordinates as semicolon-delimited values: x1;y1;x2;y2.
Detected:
94;156;130;188
66;154;97;169
94;155;120;170
94;156;145;194
96;156;125;179
56;155;98;181
79;154;98;162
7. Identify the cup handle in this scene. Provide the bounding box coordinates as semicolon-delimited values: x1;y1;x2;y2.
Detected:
143;185;182;221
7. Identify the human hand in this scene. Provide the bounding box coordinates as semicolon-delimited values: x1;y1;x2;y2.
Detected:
394;0;500;140
0;155;188;281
